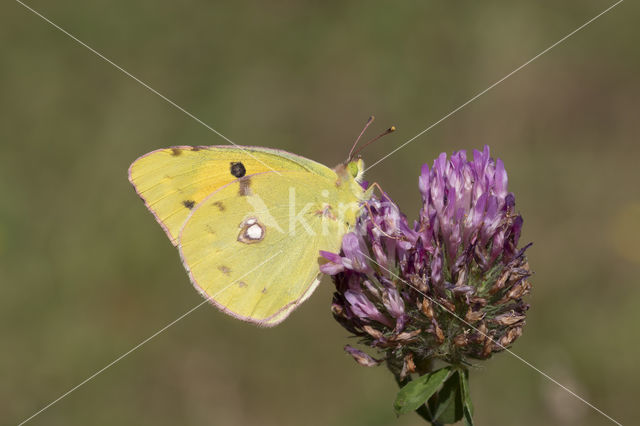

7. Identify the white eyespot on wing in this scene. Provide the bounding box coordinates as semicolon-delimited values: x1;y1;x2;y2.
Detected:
238;216;266;244
246;224;263;239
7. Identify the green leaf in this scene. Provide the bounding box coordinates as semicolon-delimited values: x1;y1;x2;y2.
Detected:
393;367;451;415
430;371;463;424
459;368;474;426
415;399;435;424
463;407;474;426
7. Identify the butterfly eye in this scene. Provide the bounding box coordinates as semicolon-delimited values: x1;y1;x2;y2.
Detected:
230;162;246;178
347;161;359;178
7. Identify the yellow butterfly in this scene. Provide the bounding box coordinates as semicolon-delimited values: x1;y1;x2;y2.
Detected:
128;129;388;325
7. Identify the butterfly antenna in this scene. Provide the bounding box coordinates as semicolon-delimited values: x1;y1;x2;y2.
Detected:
350;125;397;159
348;116;375;161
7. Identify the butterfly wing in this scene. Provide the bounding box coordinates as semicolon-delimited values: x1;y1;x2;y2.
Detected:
178;170;359;326
128;145;336;245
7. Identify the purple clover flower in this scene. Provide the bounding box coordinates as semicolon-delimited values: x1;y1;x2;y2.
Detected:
321;146;531;380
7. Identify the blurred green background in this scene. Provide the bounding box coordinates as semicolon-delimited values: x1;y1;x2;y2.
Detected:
2;0;638;425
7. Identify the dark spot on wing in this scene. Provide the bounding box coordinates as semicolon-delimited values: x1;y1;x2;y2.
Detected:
262;287;267;294
183;200;195;209
238;281;247;288
230;162;246;178
170;148;182;156
218;265;231;275
190;146;207;152
212;201;225;211
238;177;251;196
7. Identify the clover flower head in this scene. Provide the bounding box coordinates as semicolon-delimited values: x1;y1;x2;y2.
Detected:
321;146;532;382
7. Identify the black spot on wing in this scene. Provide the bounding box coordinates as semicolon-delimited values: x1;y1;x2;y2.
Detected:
170;148;182;156
212;201;225;211
230;162;246;178
183;200;195;209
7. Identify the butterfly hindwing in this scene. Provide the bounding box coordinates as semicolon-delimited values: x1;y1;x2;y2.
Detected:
178;170;353;326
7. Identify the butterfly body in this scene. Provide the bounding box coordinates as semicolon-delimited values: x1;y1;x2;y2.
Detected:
129;145;369;326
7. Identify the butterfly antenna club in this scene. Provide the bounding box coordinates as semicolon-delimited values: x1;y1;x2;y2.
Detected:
350;125;397;160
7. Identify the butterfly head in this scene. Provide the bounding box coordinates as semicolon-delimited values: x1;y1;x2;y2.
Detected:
333;158;369;201
347;158;366;183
